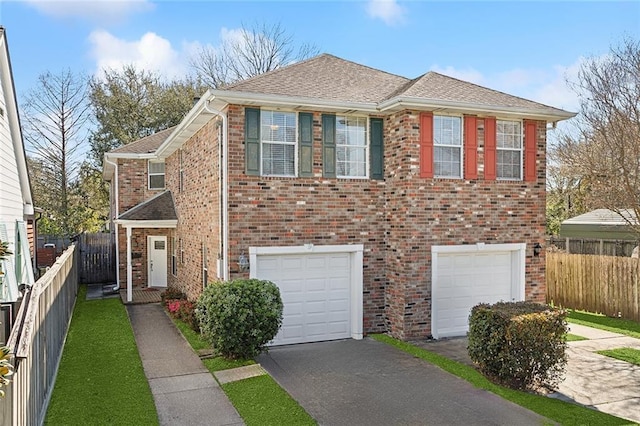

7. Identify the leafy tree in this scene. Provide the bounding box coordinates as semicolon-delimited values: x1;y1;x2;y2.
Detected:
22;69;91;237
88;65;205;166
190;22;319;88
552;37;640;234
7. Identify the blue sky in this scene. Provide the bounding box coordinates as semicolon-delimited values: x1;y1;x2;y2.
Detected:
1;0;639;116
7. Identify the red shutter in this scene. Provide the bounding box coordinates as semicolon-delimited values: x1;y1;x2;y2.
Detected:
484;117;496;180
420;112;434;178
464;115;478;180
524;120;537;182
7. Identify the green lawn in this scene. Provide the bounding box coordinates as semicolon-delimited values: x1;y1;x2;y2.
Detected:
45;286;158;425
566;333;588;342
170;317;316;425
597;348;640;366
568;310;640;339
372;334;631;426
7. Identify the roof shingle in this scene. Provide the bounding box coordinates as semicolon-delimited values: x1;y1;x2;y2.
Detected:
118;191;177;221
224;54;409;104
110;126;176;155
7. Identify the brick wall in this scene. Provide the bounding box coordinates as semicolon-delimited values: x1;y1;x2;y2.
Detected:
225;105;388;333
384;111;546;339
165;120;221;300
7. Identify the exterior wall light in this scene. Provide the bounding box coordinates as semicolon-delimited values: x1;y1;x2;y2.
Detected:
238;251;249;272
533;243;542;257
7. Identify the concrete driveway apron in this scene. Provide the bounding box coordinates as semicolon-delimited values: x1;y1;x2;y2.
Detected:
257;338;550;426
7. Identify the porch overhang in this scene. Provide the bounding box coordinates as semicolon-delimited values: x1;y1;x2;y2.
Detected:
115;219;177;228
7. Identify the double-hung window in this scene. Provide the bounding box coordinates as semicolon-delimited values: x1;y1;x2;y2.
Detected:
336;116;367;178
433;115;462;178
148;160;165;189
261;110;296;176
496;120;522;180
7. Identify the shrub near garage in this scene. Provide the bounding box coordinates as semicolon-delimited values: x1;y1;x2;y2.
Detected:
468;301;568;391
196;279;283;359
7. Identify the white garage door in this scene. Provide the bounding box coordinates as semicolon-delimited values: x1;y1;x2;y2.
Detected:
251;246;363;345
432;244;525;339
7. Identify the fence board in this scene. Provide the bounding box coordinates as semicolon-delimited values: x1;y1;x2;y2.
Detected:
547;252;640;322
77;233;115;284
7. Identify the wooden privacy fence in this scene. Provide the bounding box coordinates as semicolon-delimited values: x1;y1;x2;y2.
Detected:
546;252;640;321
0;245;78;425
77;232;115;284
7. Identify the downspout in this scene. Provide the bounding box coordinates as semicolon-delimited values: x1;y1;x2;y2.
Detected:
203;100;229;281
104;156;121;292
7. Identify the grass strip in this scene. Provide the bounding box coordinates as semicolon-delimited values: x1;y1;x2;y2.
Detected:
222;375;316;426
597;348;640;366
566;333;588;342
169;316;314;424
568;310;640;339
45;285;158;425
171;317;255;371
371;334;632;426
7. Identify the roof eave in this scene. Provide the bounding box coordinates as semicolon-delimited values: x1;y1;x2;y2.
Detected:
378;97;577;122
155;90;219;159
211;90;379;114
114;219;177;228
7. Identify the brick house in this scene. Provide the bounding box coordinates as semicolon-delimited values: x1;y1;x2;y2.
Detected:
103;54;574;342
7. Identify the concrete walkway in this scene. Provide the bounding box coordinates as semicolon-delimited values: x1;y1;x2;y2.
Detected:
127;303;244;426
549;323;640;424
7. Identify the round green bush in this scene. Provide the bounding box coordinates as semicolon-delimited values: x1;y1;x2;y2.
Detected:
196;279;283;359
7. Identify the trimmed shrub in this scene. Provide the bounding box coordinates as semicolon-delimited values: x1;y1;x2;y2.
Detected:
196;279;283;359
468;301;568;391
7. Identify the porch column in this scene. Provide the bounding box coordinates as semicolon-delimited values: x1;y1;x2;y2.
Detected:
126;226;132;303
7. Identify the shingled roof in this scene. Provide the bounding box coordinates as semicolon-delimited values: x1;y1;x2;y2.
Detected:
386;72;568;116
118;191;177;221
110;126;176;155
213;54;574;120
224;54;410;104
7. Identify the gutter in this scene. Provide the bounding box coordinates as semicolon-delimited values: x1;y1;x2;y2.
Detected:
104;156;120;292
202;99;230;281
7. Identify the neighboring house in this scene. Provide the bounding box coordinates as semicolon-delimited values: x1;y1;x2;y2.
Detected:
556;208;639;256
560;209;638;241
0;27;35;308
104;54;575;342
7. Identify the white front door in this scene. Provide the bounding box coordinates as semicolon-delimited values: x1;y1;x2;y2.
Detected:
148;236;167;288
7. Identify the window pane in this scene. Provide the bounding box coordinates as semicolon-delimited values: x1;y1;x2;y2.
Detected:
434;146;461;177
149;161;165;173
497;150;521;179
262;142;295;176
149;174;165;189
434;116;461;146
497;120;522;149
336;116;367;178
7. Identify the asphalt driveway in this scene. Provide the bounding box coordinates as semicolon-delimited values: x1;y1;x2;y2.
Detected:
257;338;550;426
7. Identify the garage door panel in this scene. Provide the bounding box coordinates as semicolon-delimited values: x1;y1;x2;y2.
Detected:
434;249;520;339
256;251;353;345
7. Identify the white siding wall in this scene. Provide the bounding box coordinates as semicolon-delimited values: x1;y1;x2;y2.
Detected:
0;71;23;254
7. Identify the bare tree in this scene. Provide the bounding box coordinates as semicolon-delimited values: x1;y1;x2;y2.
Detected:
22;69;91;236
191;22;319;88
553;38;640;233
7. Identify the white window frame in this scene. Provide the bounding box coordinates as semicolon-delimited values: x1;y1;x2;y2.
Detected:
433;115;463;179
260;109;297;177
496;119;523;181
179;149;184;192
148;160;165;190
336;115;368;179
202;242;208;289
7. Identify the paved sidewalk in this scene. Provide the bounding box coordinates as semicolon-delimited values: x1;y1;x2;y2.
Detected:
127;303;244;426
549;323;640;424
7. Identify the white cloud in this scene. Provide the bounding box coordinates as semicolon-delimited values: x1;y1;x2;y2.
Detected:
89;30;187;79
366;0;406;26
23;0;154;24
